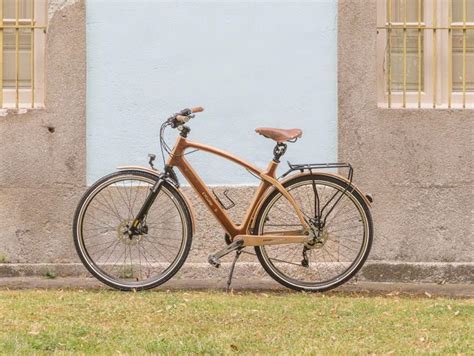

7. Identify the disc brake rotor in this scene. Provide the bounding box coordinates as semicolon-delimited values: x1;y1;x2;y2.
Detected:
117;220;143;246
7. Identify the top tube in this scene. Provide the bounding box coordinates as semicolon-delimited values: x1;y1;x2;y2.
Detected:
183;140;266;176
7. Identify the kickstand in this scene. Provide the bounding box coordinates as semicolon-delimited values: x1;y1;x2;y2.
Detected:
226;249;242;293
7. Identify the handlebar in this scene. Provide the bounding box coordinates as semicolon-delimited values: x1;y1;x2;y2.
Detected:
175;115;190;124
178;106;204;116
190;106;204;113
171;106;204;127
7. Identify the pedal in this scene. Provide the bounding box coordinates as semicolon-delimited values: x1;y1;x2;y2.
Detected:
208;254;221;268
207;240;244;269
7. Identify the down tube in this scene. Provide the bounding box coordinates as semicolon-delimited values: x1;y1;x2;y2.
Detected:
174;156;240;237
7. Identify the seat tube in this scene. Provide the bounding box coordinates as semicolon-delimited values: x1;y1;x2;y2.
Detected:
260;159;310;230
266;159;278;177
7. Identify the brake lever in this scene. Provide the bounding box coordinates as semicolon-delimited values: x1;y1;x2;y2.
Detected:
170;114;194;129
179;108;192;116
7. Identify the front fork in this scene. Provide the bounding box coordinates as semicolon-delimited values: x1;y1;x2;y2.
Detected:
130;166;172;231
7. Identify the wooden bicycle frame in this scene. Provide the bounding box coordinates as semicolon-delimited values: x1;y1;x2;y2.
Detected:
166;135;311;247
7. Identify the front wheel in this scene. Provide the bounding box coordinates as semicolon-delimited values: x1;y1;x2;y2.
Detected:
73;170;193;291
254;174;373;292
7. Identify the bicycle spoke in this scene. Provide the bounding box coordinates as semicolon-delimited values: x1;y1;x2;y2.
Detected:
76;173;189;289
268;256;304;267
258;177;369;288
97;193;123;223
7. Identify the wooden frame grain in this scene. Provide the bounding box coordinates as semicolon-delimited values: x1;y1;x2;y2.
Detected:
166;136;311;246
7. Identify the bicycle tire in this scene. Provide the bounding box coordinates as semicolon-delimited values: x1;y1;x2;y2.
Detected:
254;174;373;292
73;170;193;291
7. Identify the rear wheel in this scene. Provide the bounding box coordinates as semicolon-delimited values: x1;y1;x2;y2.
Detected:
73;170;192;291
254;174;373;292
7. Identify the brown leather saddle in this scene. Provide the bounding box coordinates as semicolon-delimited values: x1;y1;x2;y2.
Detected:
255;127;303;143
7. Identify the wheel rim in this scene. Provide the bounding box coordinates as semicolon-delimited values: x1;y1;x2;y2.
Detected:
257;178;369;289
76;174;188;288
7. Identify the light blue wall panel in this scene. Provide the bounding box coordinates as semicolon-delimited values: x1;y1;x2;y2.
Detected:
87;0;337;185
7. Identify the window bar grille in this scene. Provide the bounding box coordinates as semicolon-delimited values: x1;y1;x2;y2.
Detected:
463;0;467;108
15;0;19;109
380;1;473;108
0;1;47;109
30;0;34;108
403;0;407;108
417;0;422;108
433;0;437;108
0;0;3;107
387;0;392;108
448;0;453;108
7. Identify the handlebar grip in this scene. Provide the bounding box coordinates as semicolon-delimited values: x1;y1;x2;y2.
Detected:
191;106;204;113
175;115;189;123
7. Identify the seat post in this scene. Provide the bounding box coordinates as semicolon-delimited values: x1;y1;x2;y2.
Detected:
273;143;287;163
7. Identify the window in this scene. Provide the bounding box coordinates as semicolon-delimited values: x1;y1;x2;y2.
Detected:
377;0;473;108
1;0;46;109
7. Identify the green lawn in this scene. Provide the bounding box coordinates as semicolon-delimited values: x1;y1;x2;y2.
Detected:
0;290;472;354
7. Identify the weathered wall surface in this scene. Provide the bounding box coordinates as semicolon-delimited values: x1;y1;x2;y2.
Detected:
0;1;86;267
337;0;473;282
0;0;472;284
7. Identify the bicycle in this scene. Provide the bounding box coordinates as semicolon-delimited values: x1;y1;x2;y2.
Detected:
73;107;373;292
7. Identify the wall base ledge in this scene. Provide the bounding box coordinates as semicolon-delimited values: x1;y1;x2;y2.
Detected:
0;261;472;284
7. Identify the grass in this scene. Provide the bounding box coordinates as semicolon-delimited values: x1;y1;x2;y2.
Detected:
43;271;57;279
0;290;472;354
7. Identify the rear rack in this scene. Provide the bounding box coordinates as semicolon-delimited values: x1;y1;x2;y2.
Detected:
280;162;355;227
281;162;353;183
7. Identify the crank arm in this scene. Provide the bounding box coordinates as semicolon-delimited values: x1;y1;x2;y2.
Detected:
208;240;244;268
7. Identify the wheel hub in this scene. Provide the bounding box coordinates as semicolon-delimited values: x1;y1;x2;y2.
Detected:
305;219;329;250
117;220;143;245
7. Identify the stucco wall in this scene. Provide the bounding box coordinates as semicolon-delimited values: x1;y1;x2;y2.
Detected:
337;0;473;281
0;0;472;284
86;0;338;185
0;1;86;266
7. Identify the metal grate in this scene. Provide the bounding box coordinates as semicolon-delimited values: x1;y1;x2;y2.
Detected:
377;0;473;109
0;0;46;109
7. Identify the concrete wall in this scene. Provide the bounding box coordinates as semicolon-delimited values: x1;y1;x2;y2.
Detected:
337;0;473;282
0;1;86;267
86;0;338;185
0;0;472;284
